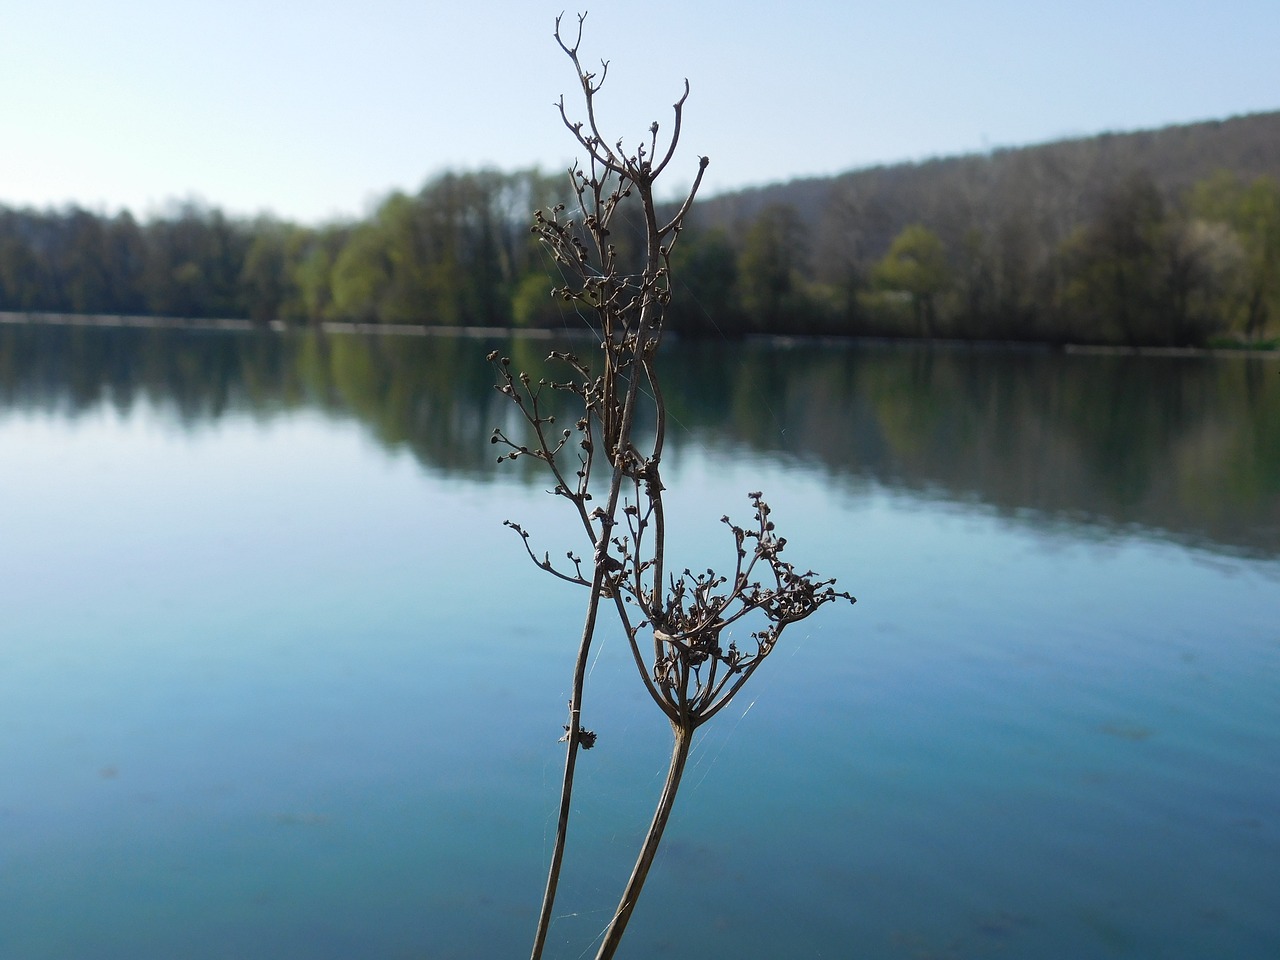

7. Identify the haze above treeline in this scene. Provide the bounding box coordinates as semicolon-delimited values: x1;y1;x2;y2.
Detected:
3;111;1279;348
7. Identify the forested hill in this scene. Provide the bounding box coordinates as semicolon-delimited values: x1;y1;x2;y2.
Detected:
692;110;1280;273
665;109;1280;345
2;110;1278;347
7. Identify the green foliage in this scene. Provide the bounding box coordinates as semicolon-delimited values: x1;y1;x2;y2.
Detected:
665;227;743;336
288;228;343;321
143;203;250;319
738;204;804;331
0;233;53;310
329;222;392;321
871;224;951;336
2;131;1278;347
1189;172;1280;341
1059;173;1169;344
1056;171;1252;346
735;204;837;333
239;221;293;322
511;271;570;327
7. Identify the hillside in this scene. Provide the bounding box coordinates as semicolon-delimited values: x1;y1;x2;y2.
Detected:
692;110;1280;264
662;110;1280;345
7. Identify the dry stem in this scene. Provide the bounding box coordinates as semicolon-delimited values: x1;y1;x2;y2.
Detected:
492;15;852;959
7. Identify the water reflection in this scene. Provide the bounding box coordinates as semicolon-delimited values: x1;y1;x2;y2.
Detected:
1;322;1276;556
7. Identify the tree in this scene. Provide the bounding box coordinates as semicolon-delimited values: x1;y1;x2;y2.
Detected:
872;224;951;337
509;271;571;327
375;190;436;322
1161;216;1240;346
1055;170;1249;346
58;209;113;313
288;227;345;322
0;221;53;311
102;212;148;315
665;227;743;336
239;220;293;323
1190;172;1280;342
1060;172;1167;344
143;203;249;319
328;222;392;322
738;203;811;332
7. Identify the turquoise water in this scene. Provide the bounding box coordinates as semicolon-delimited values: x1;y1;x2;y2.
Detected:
0;326;1277;958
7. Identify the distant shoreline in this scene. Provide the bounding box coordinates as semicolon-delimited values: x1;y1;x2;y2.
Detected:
0;310;555;340
2;310;1275;358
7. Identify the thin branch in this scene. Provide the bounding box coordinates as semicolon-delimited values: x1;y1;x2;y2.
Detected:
659;154;711;237
651;79;691;178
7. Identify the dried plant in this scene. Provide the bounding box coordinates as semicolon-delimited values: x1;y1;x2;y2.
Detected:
491;14;854;959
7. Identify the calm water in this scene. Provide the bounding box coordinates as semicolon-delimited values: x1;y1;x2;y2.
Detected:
1;323;1277;959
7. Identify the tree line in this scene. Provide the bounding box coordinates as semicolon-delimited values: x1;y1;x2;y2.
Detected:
671;167;1280;346
2;115;1278;346
688;110;1280;346
0;169;571;329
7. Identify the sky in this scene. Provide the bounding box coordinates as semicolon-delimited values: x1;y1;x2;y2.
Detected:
2;0;1278;224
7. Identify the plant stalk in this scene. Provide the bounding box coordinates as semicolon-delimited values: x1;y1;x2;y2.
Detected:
529;587;605;960
594;721;694;960
531;323;654;960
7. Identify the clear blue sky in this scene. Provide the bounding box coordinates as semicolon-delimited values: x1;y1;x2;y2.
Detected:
2;0;1277;223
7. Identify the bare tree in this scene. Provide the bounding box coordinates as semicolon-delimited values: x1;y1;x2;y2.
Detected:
490;15;854;958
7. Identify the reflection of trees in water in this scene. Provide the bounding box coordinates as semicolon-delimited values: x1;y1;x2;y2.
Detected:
2;324;1276;555
664;340;1279;557
0;324;520;480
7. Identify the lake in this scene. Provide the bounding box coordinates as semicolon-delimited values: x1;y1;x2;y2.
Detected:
1;322;1277;959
